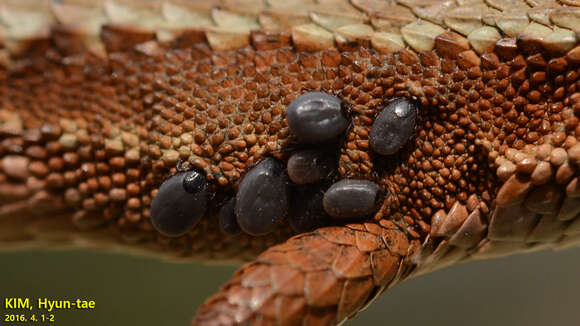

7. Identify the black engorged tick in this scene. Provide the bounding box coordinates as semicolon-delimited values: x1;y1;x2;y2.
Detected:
183;170;205;193
235;157;289;236
323;179;382;219
286;92;348;143
219;197;241;236
150;170;208;237
370;97;417;155
289;185;331;233
287;149;335;185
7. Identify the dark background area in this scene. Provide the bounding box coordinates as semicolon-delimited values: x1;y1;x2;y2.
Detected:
0;247;578;325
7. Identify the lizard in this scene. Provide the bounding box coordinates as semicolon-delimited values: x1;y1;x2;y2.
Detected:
0;0;579;325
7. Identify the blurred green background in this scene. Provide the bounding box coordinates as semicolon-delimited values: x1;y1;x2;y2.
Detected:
0;247;579;325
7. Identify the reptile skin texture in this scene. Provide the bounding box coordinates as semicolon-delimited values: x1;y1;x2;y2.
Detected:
1;0;579;325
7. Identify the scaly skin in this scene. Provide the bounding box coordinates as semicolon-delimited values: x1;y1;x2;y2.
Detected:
1;0;580;325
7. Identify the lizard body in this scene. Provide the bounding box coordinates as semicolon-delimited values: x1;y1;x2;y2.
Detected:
0;0;579;325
